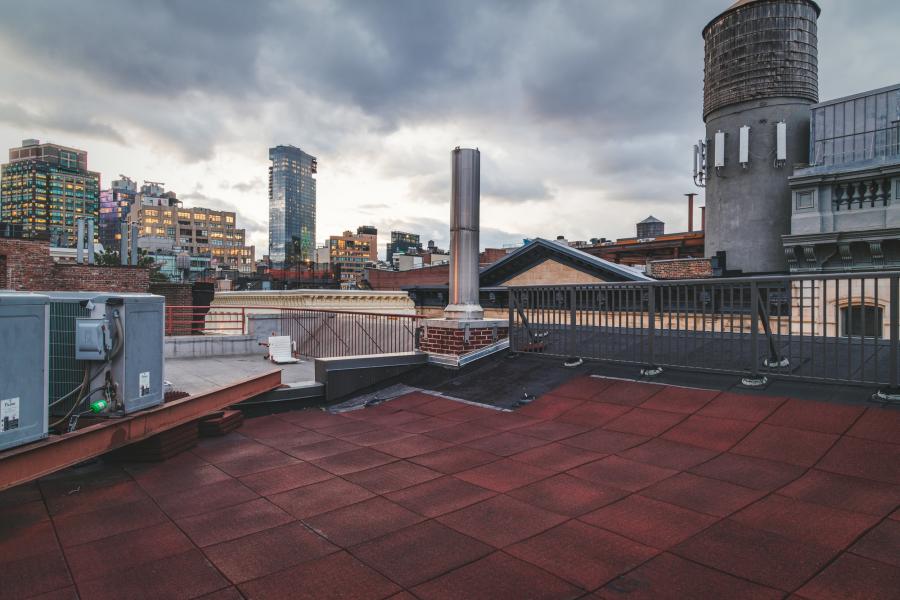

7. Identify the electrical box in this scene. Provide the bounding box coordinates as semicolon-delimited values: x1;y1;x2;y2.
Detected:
739;126;750;166
714;131;725;167
75;319;109;361
776;121;787;162
45;293;164;415
0;293;49;451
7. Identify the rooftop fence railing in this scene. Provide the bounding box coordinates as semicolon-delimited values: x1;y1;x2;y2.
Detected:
164;305;424;359
508;272;900;389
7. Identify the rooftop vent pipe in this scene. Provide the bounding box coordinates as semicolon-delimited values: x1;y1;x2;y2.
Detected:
444;147;483;320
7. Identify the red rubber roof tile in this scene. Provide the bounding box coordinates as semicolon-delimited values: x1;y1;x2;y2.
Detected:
594;380;665;406
386;476;496;518
237;461;333;496
507;520;658;590
204;521;338;584
779;469;900;517
603;407;686;436
268;477;374;519
155;478;259;519
394;415;458;434
280;437;357;461
472;411;543;431
464;430;549;456
730;494;879;549
311;447;397;476
846;407;900;443
512;419;591;442
422;421;496;444
175;497;293;548
555;401;632;427
408;445;500;474
77;549;228;600
454;458;554;493
640;472;766;517
689;452;805;490
238;551;401;600
561;428;649;454
597;552;783;600
317;418;381;438
352;520;492;588
0;519;59;565
509;442;606;471
569;455;678;492
411;551;582;600
638;385;720;414
764;398;864;434
732;423;838;467
343;460;441;494
617;438;719;470
581;494;717;549
508;473;627;517
64;522;193;583
850;519;900;567
0;550;72;599
341;427;414;447
817;436;900;484
673;519;837;591
53;497;168;548
515;394;586;419
795;553;900;600
436;495;566;548
661;414;757;451
302;496;425;547
410;397;470;416
371;434;454;458
696;391;786;422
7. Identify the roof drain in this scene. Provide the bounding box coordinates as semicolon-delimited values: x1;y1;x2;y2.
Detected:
563;357;583;368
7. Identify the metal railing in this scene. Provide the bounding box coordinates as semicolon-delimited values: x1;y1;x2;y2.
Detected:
509;272;900;387
279;309;423;358
164;305;424;359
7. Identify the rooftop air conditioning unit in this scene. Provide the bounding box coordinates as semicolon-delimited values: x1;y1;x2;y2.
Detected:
45;293;164;429
0;293;50;451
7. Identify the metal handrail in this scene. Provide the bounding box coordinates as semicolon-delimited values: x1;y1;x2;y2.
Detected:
507;272;900;390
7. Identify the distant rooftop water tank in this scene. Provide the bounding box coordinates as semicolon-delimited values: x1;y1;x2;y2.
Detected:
703;0;820;118
636;216;664;239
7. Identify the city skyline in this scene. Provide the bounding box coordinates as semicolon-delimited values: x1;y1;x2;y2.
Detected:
0;0;897;257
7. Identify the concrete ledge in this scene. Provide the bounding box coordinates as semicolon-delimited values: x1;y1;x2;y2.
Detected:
164;335;263;358
427;338;510;368
315;352;428;404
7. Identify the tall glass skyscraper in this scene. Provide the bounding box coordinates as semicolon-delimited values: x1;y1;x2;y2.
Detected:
268;145;317;264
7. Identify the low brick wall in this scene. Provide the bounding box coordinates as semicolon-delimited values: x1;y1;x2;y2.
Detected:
0;238;149;292
420;322;509;356
646;257;713;280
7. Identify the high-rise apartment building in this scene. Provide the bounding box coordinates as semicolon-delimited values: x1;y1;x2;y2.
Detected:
328;228;377;285
386;231;422;264
0;139;100;246
269;145;317;264
128;193;255;272
98;176;138;250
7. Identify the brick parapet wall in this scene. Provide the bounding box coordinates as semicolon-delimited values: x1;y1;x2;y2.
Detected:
420;325;509;356
0;238;149;292
646;257;713;280
149;282;195;335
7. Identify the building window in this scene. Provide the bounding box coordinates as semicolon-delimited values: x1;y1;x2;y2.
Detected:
796;190;815;210
841;305;883;338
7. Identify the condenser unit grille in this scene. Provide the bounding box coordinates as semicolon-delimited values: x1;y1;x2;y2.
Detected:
49;300;90;417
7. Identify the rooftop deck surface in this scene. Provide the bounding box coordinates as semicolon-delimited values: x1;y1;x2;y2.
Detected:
2;376;898;599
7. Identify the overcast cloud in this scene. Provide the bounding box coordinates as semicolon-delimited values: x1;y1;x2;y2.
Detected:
0;0;897;257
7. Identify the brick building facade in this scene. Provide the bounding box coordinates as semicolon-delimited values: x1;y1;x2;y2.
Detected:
0;238;149;292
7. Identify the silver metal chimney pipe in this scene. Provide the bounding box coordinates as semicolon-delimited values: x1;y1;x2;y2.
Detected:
130;223;139;266
120;222;129;265
75;218;84;263
86;218;95;265
444;147;483;320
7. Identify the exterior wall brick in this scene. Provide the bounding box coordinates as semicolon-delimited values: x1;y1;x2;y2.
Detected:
646;257;713;280
149;282;196;335
419;325;509;356
0;238;149;293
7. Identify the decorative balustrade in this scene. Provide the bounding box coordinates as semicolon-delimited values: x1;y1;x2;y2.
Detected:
832;178;892;211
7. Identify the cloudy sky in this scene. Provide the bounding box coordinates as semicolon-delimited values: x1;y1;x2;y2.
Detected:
1;0;897;258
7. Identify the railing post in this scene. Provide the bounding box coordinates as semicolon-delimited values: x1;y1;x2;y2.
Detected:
874;275;900;404
642;284;661;376
568;287;578;361
742;281;768;387
508;289;515;353
242;307;246;335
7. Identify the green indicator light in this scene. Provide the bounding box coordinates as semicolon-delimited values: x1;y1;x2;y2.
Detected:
90;399;108;413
